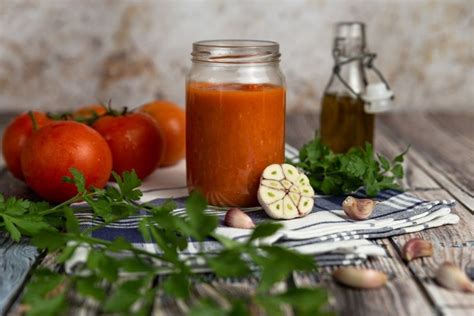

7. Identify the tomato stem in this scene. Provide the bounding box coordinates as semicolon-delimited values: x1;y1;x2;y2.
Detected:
28;111;38;131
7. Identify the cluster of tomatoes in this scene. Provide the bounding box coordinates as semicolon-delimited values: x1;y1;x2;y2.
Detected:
1;101;185;203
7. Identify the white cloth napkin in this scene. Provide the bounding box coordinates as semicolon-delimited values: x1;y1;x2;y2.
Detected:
67;144;458;273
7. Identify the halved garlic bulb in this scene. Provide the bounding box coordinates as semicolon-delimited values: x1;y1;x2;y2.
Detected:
258;164;314;219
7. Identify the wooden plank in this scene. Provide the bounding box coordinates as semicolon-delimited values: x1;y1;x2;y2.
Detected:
375;126;440;191
376;115;474;315
379;112;474;190
379;112;474;211
6;252;60;316
0;170;32;200
285;112;315;149
390;244;474;316
152;277;281;316
390;189;474;316
0;233;39;315
293;239;435;316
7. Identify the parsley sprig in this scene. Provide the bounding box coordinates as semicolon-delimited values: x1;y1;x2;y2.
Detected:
0;170;331;316
294;137;408;196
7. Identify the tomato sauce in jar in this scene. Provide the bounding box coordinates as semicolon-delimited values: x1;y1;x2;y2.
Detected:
186;82;285;207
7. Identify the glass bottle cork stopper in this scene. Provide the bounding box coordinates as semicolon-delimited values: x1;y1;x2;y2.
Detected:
361;82;394;113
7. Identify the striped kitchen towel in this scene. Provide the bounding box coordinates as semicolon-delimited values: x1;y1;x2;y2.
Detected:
66;144;459;273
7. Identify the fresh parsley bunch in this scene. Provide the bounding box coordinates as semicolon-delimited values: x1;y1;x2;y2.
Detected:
295;137;408;196
0;170;332;316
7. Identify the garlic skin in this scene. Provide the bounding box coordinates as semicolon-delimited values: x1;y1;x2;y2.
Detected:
342;196;376;220
435;262;474;293
401;238;433;262
332;267;387;289
224;208;255;229
257;164;314;220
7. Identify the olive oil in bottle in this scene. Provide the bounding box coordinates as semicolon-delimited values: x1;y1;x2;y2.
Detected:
320;93;374;153
320;22;374;153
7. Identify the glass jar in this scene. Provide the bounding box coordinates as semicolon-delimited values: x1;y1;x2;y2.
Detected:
320;22;374;153
186;40;286;207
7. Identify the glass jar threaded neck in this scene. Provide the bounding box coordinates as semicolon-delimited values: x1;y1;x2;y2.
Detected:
192;40;280;64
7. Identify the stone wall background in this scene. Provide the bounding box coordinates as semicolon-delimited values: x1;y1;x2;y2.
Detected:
0;0;472;113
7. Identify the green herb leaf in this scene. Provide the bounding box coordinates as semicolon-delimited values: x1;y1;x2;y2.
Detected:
62;168;86;193
103;278;145;313
295;137;409;196
257;246;316;292
185;190;218;241
248;222;282;243
394;145;410;163
188;299;223;316
391;164;404;179
112;170;143;201
64;207;79;234
207;249;252;277
76;277;106;301
3;216;21;241
162;273;190;298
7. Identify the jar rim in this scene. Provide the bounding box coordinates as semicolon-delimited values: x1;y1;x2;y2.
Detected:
194;39;279;48
192;39;280;64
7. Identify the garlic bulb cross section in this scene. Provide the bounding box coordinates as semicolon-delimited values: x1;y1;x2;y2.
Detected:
258;164;315;219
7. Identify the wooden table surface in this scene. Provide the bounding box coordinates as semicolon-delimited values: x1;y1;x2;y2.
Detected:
0;111;472;316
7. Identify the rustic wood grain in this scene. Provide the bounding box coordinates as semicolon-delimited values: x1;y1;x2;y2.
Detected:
152;277;289;316
293;239;435;316
5;252;64;316
380;112;474;190
0;172;32;200
379;112;474;211
0;233;39;316
389;189;474;316
377;115;473;314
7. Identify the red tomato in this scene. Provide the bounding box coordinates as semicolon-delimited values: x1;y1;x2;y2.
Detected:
2;112;52;180
21;121;112;202
92;113;164;179
139;101;185;166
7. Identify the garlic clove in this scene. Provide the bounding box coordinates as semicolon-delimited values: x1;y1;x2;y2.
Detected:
281;164;300;183
257;163;314;220
224;208;255;229
435;262;474;293
262;164;285;181
289;192;301;206
258;186;286;204
265;199;284;219
281;179;293;189
298;196;314;215
299;184;314;197
260;179;284;190
297;174;310;186
401;238;433;262
342;196;376;220
282;195;299;219
333;267;388;289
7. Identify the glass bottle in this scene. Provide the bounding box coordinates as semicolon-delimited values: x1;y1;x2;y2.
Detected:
320;22;374;153
186;40;286;207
